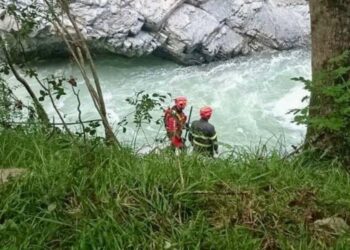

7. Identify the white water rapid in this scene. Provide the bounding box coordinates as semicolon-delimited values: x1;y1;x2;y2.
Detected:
11;49;311;152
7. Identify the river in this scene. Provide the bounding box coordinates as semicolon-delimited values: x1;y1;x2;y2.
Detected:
11;49;311;153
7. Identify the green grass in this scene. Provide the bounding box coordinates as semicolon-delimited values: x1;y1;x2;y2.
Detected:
1;128;350;249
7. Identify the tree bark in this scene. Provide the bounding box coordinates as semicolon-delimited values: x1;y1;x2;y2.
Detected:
307;0;350;148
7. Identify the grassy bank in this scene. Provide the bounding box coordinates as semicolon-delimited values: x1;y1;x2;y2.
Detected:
1;129;350;249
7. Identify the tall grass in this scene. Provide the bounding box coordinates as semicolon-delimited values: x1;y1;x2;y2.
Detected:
1;128;350;249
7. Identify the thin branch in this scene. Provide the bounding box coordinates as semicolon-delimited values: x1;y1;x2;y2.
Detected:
33;74;73;137
57;0;119;145
2;12;68;132
133;127;140;150
71;86;86;142
47;86;73;137
43;0;119;146
61;1;106;112
141;126;151;147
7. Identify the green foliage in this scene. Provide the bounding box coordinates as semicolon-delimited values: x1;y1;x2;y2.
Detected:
0;64;14;125
291;51;350;160
0;78;13;125
126;91;170;128
118;91;171;134
0;76;33;127
116;91;172;148
38;75;67;102
80;121;101;137
0;5;49;126
1;129;350;249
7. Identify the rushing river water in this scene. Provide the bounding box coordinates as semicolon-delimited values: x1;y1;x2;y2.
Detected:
12;49;311;152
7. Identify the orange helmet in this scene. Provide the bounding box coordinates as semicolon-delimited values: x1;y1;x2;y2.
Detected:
200;106;213;119
175;96;187;110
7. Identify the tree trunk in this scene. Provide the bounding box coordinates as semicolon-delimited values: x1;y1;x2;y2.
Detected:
307;0;350;149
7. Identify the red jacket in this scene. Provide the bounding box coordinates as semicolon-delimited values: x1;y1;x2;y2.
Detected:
164;106;187;148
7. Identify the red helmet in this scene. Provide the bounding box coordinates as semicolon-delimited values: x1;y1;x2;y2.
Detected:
175;96;187;110
200;106;213;119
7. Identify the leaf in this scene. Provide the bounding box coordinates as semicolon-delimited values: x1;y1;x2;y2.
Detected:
68;78;77;87
287;108;300;115
301;95;309;102
333;66;350;76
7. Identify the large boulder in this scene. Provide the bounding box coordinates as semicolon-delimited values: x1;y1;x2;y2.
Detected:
226;0;310;50
160;4;221;63
0;0;310;65
130;0;185;31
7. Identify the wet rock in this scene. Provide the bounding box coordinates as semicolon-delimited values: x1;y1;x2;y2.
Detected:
203;26;247;60
130;0;185;31
200;0;239;23
241;3;310;49
112;31;163;57
185;0;209;7
161;4;220;64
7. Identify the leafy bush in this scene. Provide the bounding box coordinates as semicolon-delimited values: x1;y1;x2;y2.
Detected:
290;51;350;161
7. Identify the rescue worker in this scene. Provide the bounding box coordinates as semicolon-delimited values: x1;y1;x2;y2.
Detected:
189;106;218;157
164;96;188;150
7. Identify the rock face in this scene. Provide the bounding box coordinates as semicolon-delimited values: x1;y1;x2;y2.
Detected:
0;0;310;65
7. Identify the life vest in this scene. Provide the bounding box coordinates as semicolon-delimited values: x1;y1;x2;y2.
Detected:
163;106;187;134
164;106;187;148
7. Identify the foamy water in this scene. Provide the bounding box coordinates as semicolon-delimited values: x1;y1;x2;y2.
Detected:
10;49;311;151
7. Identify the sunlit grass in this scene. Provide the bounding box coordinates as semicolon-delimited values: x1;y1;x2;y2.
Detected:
1;129;350;249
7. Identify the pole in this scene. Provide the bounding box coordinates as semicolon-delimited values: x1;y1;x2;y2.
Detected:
184;106;193;143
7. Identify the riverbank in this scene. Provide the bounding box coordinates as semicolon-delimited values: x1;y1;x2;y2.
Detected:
1;129;350;248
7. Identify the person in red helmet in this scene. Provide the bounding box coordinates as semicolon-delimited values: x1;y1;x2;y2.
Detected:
189;106;218;157
164;96;188;150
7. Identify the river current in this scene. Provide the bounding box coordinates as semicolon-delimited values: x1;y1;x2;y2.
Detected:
12;49;311;152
